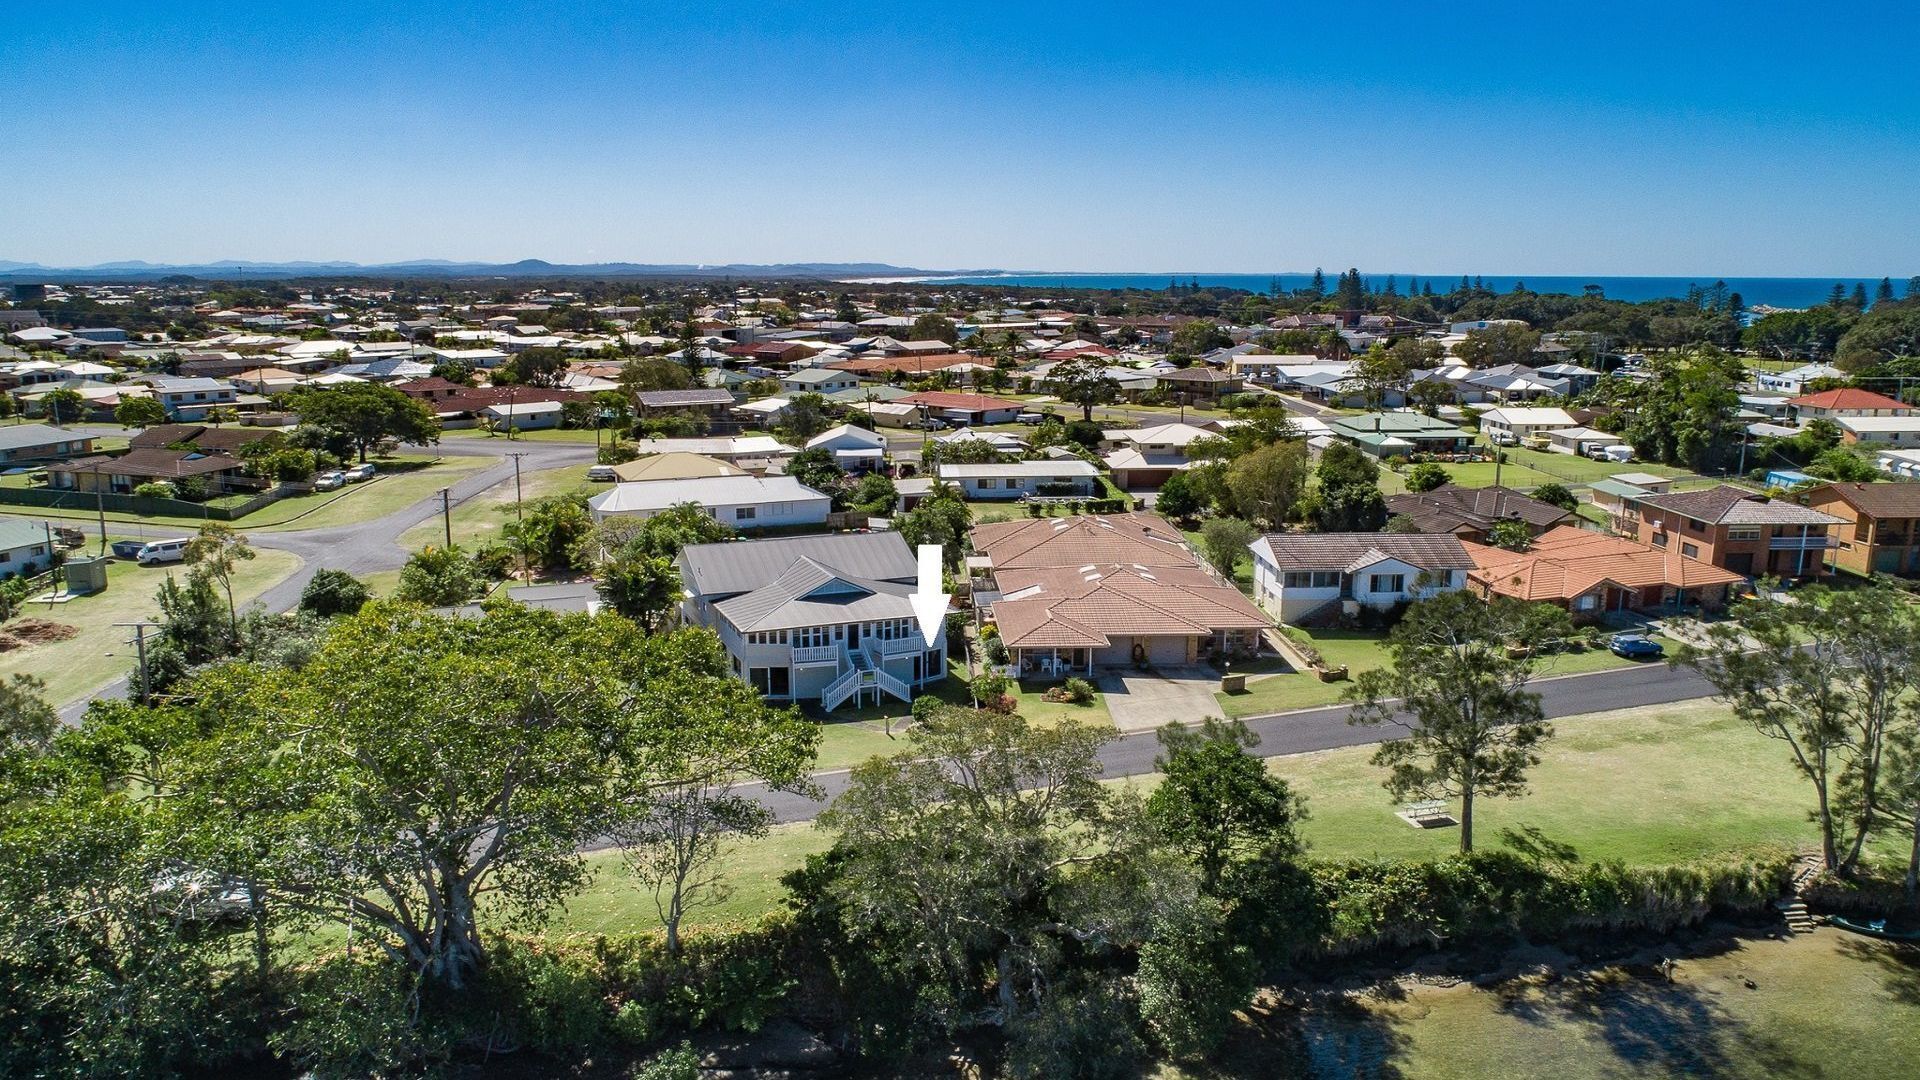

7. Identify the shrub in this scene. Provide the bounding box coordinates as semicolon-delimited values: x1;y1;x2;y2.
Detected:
1061;676;1096;704
133;481;178;499
298;569;370;618
1403;462;1451;493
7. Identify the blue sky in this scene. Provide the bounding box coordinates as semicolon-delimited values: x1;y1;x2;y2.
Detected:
4;1;1917;275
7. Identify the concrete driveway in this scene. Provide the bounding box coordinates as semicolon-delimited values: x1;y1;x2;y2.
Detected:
1097;667;1225;732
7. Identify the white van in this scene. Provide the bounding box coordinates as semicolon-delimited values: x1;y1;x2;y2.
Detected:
134;538;191;565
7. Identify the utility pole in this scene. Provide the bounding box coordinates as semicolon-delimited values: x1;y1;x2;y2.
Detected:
507;452;528;577
115;622;154;705
91;461;107;554
438;487;452;547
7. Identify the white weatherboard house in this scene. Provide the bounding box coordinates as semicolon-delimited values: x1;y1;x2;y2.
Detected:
0;519;56;578
587;475;831;528
937;459;1099;499
1479;407;1577;443
676;532;948;710
1248;533;1474;623
804;424;889;470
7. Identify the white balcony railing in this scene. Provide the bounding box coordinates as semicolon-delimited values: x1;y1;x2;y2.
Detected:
791;644;840;665
1768;536;1838;551
872;635;928;657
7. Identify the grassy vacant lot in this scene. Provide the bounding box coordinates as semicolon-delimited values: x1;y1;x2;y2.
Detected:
559;701;1826;940
1379;446;1695;496
1251;701;1815;865
396;462;592;550
7;546;302;707
561;825;834;935
1;455;489;533
443;427;609;445
1215;627;1679;719
1194;931;1920;1080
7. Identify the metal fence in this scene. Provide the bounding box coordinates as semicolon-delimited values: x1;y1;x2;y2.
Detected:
0;485;283;521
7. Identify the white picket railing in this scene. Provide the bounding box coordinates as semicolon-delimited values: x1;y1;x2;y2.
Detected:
822;666;863;712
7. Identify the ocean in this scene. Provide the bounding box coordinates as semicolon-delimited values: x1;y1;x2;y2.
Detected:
874;273;1908;310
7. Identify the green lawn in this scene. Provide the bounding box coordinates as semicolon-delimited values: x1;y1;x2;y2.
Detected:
442;427;611;445
1381;447;1695;496
1246;701;1816;864
1217;629;1679;719
559;700;1836;940
1200;930;1920;1080
249;455;496;531
7;546;303;707
560;825;834;935
396;462;592;550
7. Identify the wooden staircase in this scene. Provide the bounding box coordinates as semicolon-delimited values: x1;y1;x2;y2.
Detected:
1775;855;1824;934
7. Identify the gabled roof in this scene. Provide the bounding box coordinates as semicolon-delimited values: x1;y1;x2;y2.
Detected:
678;531;918;599
896;391;1024;412
0;423;92;451
713;556;917;632
1250;532;1475;572
587;475;826;515
635;388;734;408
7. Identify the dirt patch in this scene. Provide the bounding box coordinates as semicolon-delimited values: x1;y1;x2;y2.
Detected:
0;618;78;651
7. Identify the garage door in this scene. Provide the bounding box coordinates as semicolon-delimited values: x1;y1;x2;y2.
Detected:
1146;636;1190;666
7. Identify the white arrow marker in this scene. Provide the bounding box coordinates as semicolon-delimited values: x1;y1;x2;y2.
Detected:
909;543;952;647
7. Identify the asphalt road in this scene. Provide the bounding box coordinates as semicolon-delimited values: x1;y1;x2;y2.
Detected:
747;658;1718;824
46;435;596;722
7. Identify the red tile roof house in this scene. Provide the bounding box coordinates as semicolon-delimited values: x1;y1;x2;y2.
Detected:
972;512;1272;677
895;391;1025;425
1627;484;1842;580
1788;387;1913;422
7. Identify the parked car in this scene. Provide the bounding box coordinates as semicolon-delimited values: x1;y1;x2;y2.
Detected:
1015;412;1046;425
343;463;376;482
1607;633;1664;659
586;464;617;482
1487;430;1520;447
134;538;191;566
313;471;346;491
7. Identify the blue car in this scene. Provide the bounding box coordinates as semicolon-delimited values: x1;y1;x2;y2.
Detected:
1608;634;1664;660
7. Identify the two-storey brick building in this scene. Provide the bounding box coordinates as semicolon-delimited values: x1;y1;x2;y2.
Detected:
1803;482;1920;578
1627;484;1841;580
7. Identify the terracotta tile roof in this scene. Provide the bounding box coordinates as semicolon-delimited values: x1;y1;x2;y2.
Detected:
827;353;980;375
1789;387;1911;411
49;448;247;480
989;564;1269;648
1462;526;1746;601
971;512;1196;570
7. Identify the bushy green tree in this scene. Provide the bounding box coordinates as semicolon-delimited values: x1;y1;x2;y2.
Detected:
289;383;440;462
505;494;595;570
1403;462;1451;493
1198;517;1257;580
297;568;369;618
393;545;486;606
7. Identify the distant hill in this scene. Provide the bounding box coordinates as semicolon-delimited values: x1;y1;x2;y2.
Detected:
0;259;998;281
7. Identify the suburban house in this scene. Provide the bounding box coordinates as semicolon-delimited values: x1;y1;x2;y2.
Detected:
1788;387;1911;421
1382;484;1576;543
629;435;797;470
973;513;1270;675
675;532;947;710
936;459;1100;500
634;388;736;422
896;391;1024;425
1542;426;1624;456
1461;526;1745;616
804;424;889;471
1248;533;1474;623
1155;366;1243;405
1099;421;1218;490
1835;416;1920;446
1330;412;1475;457
480;400;564;431
148;376;240;420
779;368;863;396
587;474;831;529
1478;407;1577;445
1627;484;1842;579
1755;362;1843;395
0;518;56;578
607;451;744;483
0;423;97;466
1803;482;1920;578
46;448;261;495
128;423;279;455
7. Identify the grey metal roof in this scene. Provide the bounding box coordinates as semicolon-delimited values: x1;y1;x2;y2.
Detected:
678;531;918;599
713;556;917;632
0;424;88;451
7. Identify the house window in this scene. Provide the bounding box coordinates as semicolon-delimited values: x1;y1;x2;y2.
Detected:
1282;571;1340;589
1368;573;1405;594
1682;543;1700;558
1855;519;1872;543
1652;532;1668;548
977;478;997;490
1575;594;1599;611
735;506;756;521
794;626;828;648
1728;526;1761;541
